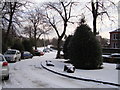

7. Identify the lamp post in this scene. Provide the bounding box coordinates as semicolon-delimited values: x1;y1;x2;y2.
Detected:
43;31;46;50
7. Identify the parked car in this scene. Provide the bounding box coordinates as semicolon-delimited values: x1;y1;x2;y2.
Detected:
102;53;120;63
111;53;120;59
34;50;44;56
4;49;21;62
43;48;53;53
21;51;33;59
0;54;9;80
43;48;50;53
110;53;120;63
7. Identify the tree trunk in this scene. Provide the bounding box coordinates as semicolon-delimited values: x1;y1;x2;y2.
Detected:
56;22;67;59
34;39;37;50
4;2;17;45
34;27;37;50
56;38;62;59
93;16;97;36
4;15;13;45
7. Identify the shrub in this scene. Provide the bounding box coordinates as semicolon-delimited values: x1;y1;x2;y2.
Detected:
11;39;24;52
22;39;33;53
69;24;103;69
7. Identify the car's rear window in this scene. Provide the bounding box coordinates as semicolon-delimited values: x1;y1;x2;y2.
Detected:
5;50;16;55
24;52;30;54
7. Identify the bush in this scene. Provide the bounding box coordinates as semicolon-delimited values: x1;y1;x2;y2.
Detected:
69;24;103;69
11;39;24;52
22;39;33;53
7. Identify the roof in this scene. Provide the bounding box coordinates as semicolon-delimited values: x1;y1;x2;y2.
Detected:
7;49;20;52
110;29;120;33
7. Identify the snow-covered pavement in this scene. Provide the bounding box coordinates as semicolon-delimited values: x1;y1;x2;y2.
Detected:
42;59;119;87
1;50;119;88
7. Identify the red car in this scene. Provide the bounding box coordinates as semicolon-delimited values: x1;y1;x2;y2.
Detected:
34;50;44;56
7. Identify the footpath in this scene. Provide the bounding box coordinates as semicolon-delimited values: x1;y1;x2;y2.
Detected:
41;60;120;87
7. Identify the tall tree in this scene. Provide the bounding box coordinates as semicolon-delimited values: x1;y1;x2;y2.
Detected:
69;18;102;69
2;1;28;45
26;8;51;50
86;0;117;36
44;0;77;58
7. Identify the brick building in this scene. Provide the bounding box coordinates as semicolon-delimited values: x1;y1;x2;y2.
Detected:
109;29;120;48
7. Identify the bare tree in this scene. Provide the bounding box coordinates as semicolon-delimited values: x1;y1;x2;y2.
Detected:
26;8;51;50
44;0;77;58
86;0;117;36
23;25;33;39
2;1;29;45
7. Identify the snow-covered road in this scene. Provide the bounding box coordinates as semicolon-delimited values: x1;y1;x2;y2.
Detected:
1;51;119;88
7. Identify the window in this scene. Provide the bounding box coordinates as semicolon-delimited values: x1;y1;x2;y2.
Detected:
113;34;116;40
114;43;116;48
116;34;120;40
4;50;16;55
112;33;120;40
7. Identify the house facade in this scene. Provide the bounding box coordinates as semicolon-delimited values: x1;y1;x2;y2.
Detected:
109;29;120;48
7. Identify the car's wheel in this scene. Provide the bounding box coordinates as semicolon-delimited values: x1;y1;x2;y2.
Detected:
4;74;9;80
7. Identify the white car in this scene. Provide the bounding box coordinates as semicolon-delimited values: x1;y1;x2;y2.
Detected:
0;54;9;80
111;53;120;59
4;49;21;62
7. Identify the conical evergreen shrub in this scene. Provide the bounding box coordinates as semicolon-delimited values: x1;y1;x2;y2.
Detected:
69;24;103;69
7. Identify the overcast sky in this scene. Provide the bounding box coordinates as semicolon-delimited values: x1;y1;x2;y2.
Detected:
25;0;119;39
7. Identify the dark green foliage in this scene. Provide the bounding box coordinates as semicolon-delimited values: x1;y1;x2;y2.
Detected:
2;30;14;53
2;30;34;53
63;35;73;59
11;39;24;52
69;24;103;69
2;43;8;54
22;39;33;53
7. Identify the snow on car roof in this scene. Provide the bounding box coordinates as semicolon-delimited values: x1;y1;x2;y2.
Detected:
111;53;120;55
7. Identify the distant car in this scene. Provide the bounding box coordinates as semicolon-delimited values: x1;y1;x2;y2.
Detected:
0;54;9;80
4;49;21;62
111;53;120;63
34;50;44;56
102;53;120;63
21;51;33;59
111;53;120;59
43;48;50;53
43;48;54;53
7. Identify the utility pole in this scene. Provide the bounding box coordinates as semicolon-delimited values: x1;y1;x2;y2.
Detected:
43;31;46;50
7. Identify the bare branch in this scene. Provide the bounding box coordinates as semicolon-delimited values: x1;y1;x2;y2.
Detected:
45;10;60;37
85;5;92;12
47;3;65;21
